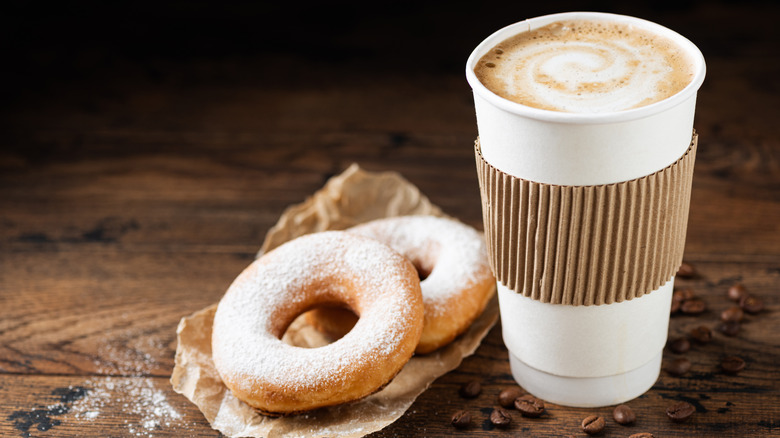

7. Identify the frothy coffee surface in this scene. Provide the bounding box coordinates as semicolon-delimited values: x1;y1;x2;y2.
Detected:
474;19;694;113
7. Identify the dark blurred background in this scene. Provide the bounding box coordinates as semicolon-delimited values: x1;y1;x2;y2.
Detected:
1;0;778;164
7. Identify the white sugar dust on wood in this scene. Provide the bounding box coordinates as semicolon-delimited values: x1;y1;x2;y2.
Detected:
65;377;191;437
64;327;192;436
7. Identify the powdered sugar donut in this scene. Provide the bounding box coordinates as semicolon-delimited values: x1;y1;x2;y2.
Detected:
307;216;496;354
211;231;424;415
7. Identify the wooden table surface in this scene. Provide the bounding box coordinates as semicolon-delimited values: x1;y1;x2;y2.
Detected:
1;1;778;437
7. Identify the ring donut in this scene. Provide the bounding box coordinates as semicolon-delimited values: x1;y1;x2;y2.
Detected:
211;231;424;415
306;216;496;354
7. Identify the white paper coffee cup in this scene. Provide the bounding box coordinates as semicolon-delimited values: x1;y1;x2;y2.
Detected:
466;11;706;407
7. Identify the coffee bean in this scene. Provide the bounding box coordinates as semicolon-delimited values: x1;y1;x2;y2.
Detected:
718;320;741;337
514;394;545;417
581;415;606;435
665;357;692;376
676;261;696;278
612;404;636;425
670;298;681;314
690;325;712;344
721;355;746;374
673;288;696;302
459;380;481;399
740;295;764;314
629;433;655;438
721;306;744;322
728;283;748;302
681;298;706;314
666;401;695;422
668;337;690;354
451;410;471;429
489;407;512;427
497;386;524;408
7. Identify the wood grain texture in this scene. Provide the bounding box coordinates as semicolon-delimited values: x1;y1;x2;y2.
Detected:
1;0;778;436
1;261;777;437
0;375;220;437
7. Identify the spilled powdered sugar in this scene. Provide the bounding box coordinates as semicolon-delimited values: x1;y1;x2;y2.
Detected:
212;231;421;393
93;335;167;376
67;377;186;437
50;321;192;436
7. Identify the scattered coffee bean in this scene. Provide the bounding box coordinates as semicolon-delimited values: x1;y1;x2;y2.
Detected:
489;407;512;427
612;404;636;425
497;386;524;408
514;394;545;417
665;357;692;376
718;320;741;337
670;298;681;314
581;415;606;435
740;295;764;314
459;380;481;399
629;433;655;438
673;288;696;302
727;283;748;302
451;410;471;429
721;355;746;374
721;306;744;322
666;401;695;422
676;261;696;278
668;337;690;354
681;298;706;314
690;325;712;344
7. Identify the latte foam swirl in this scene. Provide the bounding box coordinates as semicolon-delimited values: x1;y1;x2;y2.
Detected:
475;20;694;113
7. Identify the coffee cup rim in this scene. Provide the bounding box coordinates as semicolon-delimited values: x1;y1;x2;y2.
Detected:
465;11;707;124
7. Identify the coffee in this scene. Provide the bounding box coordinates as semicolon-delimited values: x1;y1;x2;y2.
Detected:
690;325;712;343
676;261;697;278
489;407;512;427
612;404;636;425
680;298;706;314
514;394;545;417
721;305;744;322
581;415;606;435
668;337;690;354
718;320;741;336
727;283;748;301
467;11;706;407
474;19;694;113
666;401;695;422
720;355;746;374
458;380;482;398
450;410;471;429
497;386;524;407
665;357;691;376
740;295;765;314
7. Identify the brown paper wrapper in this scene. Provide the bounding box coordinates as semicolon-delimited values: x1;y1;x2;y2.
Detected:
258;163;444;256
171;163;499;437
475;134;697;306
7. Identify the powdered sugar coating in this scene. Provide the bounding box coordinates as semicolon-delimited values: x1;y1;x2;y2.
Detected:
348;216;496;353
351;216;489;312
211;231;423;413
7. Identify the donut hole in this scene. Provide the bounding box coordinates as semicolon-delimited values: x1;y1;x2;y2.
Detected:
413;261;432;281
408;247;439;281
283;305;359;347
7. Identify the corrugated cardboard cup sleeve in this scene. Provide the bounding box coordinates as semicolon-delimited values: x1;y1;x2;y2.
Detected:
475;133;697;306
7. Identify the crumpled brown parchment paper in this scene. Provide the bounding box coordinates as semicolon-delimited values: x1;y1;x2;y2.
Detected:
171;163;499;437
